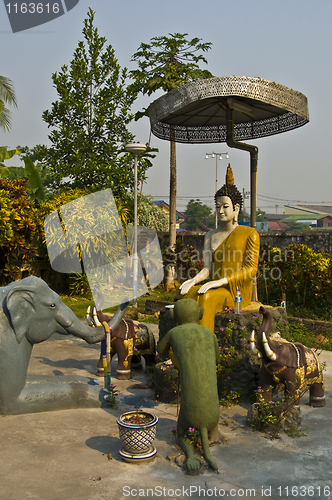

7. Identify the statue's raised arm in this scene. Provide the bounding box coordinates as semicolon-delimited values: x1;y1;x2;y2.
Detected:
180;165;260;332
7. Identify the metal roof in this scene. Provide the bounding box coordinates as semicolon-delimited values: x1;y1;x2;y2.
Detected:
149;76;309;144
295;205;332;215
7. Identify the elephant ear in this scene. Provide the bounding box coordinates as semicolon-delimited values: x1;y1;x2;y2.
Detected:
6;285;36;343
271;340;299;369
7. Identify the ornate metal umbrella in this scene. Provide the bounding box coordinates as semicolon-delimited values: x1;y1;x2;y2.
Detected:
148;75;309;226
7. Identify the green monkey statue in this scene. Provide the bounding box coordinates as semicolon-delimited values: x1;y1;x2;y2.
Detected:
157;299;221;472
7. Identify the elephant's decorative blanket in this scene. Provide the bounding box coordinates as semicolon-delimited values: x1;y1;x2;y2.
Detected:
305;350;319;376
133;322;155;355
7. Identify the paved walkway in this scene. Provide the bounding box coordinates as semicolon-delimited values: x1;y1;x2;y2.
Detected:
0;327;331;500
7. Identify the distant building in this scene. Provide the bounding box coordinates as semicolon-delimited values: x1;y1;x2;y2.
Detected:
284;204;332;216
261;213;323;231
317;215;332;228
283;205;332;229
263;214;290;231
153;200;185;230
193;221;211;234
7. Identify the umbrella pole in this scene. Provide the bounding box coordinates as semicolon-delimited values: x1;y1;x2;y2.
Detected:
250;148;258;229
226;106;258;228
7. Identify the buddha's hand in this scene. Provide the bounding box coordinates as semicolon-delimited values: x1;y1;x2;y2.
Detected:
179;278;196;295
197;278;228;294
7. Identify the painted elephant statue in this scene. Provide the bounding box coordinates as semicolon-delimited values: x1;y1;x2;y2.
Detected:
86;305;156;380
0;276;128;415
250;306;325;407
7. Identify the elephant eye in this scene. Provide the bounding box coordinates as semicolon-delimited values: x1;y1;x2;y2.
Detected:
50;303;56;309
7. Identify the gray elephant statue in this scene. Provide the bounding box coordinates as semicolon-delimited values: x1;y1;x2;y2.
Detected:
251;306;325;407
0;276;128;415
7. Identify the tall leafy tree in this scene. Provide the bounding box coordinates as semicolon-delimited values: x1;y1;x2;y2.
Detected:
131;33;213;249
34;9;151;199
185;199;214;231
0;76;17;132
126;194;169;231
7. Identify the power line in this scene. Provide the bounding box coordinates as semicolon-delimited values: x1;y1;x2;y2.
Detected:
257;193;332;204
150;195;214;199
149;193;332;207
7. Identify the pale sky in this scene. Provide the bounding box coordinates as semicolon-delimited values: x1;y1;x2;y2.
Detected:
1;0;331;214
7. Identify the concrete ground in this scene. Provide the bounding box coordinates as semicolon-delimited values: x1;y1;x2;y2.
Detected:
0;326;332;500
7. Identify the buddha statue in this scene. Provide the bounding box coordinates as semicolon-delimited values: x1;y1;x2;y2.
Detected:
180;166;260;331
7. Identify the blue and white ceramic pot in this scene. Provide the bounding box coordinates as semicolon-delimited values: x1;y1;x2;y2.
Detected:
117;411;158;463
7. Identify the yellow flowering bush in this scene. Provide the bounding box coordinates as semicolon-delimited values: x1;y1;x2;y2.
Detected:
0;179;42;285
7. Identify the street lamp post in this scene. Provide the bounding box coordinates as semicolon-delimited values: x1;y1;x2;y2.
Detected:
205;152;229;228
125;143;147;308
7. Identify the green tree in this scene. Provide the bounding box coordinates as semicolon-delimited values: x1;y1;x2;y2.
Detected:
126;194;169;231
130;33;213;248
286;220;311;231
33;9;151;198
185;199;214;231
256;208;266;222
0;76;17;132
39;186;129;232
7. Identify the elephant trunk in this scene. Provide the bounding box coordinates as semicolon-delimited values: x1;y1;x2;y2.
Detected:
67;297;129;344
66;320;106;344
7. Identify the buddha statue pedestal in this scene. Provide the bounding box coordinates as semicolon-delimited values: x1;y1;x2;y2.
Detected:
154;361;179;404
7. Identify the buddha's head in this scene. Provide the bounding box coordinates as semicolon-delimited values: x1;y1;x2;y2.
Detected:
214;165;242;225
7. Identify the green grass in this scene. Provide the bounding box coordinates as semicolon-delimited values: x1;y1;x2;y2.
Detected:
60;295;94;319
60;284;179;322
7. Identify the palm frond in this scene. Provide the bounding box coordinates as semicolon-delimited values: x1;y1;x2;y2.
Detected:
0;76;17;107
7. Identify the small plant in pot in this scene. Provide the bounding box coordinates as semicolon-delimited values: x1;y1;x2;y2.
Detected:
117;409;158;463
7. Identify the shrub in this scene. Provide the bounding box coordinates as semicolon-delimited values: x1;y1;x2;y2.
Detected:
0;179;42;285
258;243;332;319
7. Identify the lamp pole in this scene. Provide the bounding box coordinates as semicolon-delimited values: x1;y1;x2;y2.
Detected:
205;152;229;228
125;143;147;307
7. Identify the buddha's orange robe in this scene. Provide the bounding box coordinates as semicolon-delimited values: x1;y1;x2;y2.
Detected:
186;225;260;331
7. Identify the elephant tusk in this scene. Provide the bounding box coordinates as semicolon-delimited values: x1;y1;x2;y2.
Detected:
250;330;262;358
92;306;102;327
86;306;94;327
262;331;277;360
250;330;258;354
